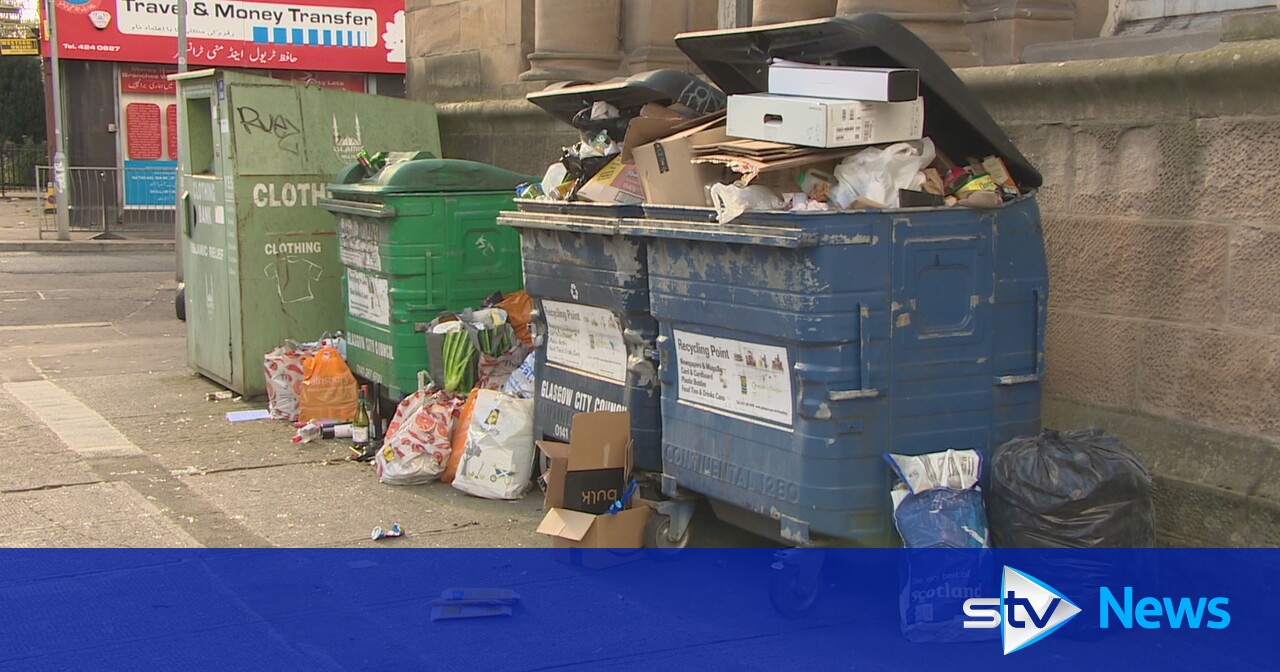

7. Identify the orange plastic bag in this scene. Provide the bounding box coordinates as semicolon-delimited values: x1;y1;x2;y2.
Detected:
298;346;358;423
497;291;534;348
442;391;479;484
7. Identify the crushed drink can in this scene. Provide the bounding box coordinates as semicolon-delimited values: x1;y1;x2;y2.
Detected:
370;523;404;541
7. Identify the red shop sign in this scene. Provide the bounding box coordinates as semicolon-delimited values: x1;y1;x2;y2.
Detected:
42;0;406;75
121;66;177;95
125;102;162;161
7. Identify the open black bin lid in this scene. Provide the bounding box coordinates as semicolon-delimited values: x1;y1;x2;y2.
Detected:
527;69;727;126
674;14;1042;189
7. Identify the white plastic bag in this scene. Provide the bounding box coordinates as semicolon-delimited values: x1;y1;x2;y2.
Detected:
375;390;463;486
886;449;982;495
709;183;782;223
451;389;536;500
501;352;536;399
832;138;936;209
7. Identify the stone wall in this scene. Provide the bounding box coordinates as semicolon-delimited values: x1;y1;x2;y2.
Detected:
428;36;1280;546
964;41;1280;546
406;0;537;104
406;0;719;104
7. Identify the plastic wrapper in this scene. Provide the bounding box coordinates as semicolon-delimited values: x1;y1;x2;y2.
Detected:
988;428;1156;548
501;352;536;399
540;163;572;200
709;183;782;223
832;138;936;209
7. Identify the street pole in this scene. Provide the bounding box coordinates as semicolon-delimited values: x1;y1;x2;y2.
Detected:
45;0;69;241
175;0;186;282
177;0;187;73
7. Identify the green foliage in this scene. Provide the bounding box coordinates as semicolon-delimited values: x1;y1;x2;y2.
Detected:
0;55;45;143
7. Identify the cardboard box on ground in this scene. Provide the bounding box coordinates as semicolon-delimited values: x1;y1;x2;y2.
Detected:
536;411;651;567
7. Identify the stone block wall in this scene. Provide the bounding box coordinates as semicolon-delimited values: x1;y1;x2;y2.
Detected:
406;0;537;103
964;41;1280;545
407;0;719;104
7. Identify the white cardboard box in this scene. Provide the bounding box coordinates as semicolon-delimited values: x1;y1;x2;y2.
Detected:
727;94;924;149
768;60;919;102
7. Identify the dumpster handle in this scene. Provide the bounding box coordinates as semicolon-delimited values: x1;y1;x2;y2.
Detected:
497;212;623;236
828;303;880;401
993;286;1046;386
405;251;436;313
317;197;397;219
619;218;817;248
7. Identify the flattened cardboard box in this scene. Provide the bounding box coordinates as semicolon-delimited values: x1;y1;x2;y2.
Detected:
539;411;631;515
576;156;645;205
632;118;730;207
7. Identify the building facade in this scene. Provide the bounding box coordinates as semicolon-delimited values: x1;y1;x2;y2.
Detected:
40;0;408;221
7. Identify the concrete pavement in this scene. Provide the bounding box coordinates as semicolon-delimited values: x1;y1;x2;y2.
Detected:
0;246;763;549
0;248;550;547
0;194;175;252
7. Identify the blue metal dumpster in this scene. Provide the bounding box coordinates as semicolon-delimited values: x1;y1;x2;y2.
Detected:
625;198;1046;546
619;15;1048;547
499;201;664;472
498;71;726;474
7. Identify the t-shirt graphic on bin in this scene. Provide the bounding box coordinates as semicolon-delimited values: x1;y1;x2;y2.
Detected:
497;69;728;477
607;13;1047;551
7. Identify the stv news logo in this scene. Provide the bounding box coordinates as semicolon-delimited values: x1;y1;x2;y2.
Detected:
962;566;1230;655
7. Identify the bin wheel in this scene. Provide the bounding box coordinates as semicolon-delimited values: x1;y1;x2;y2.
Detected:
175;285;186;322
644;512;689;560
537;446;551;478
769;563;823;619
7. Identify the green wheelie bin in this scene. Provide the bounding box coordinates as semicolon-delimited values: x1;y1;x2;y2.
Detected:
320;157;533;409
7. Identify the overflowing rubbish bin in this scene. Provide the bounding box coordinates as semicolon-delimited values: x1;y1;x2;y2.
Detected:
614;15;1048;547
498;71;727;474
320;158;531;404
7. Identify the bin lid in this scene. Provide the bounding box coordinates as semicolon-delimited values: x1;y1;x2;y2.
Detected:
527;69;727;126
673;14;1042;189
328;158;536;196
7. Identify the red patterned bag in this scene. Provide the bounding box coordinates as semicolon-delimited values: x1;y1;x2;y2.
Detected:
375;389;464;486
263;340;316;422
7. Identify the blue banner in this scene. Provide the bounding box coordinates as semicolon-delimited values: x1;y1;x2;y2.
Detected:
122;160;177;208
0;549;1272;671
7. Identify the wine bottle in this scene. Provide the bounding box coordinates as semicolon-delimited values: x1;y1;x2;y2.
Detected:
352;387;370;450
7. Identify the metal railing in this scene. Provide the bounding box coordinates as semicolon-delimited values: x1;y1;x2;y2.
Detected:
0;143;46;197
36;165;176;240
